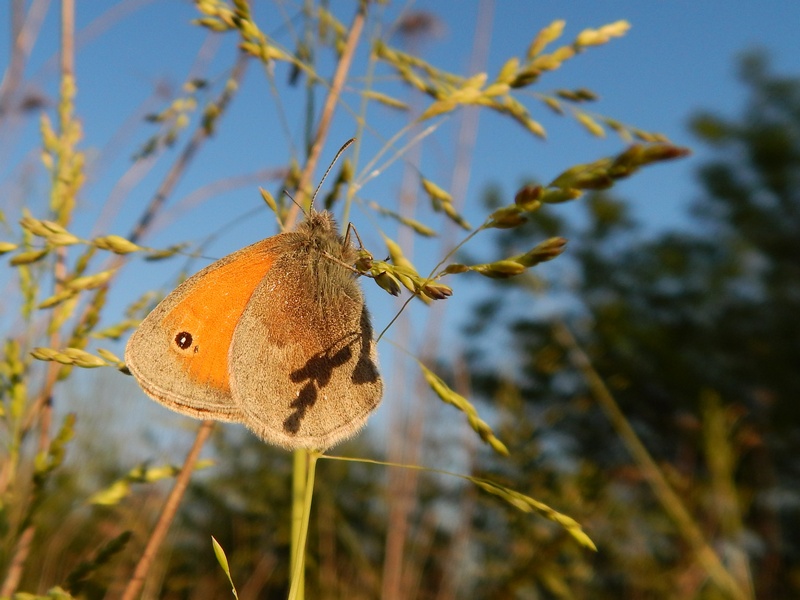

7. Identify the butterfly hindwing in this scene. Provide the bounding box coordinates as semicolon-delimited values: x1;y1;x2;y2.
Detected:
229;223;382;449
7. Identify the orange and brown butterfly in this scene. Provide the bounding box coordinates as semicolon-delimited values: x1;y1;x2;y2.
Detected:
125;141;382;450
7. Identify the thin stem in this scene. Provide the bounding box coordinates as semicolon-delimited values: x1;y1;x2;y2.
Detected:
60;0;73;77
290;448;309;600
287;2;366;222
0;0;49;115
0;524;34;597
129;53;249;244
288;451;319;600
352;121;441;193
39;0;75;450
322;454;488;483
120;420;215;600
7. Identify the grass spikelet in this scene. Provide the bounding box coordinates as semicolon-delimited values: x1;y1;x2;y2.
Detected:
419;363;509;456
468;477;597;551
212;537;240;599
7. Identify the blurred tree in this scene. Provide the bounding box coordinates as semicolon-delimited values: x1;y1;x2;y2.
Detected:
464;51;800;598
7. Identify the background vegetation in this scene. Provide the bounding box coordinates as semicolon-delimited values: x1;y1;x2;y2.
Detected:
1;2;797;599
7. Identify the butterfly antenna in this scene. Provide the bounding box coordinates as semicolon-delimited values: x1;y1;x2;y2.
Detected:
282;191;309;224
311;138;355;209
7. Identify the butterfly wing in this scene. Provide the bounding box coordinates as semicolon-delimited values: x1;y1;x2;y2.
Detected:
125;237;282;422
229;242;383;449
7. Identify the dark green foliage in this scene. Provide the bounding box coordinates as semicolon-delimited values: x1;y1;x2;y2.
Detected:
465;51;800;597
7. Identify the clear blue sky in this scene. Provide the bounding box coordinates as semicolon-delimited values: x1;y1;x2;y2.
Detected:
2;2;799;454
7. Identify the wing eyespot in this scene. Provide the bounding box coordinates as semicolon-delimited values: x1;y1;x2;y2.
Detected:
175;331;193;350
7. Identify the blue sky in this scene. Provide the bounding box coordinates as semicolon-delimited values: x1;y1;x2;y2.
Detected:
2;1;799;455
6;2;799;238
